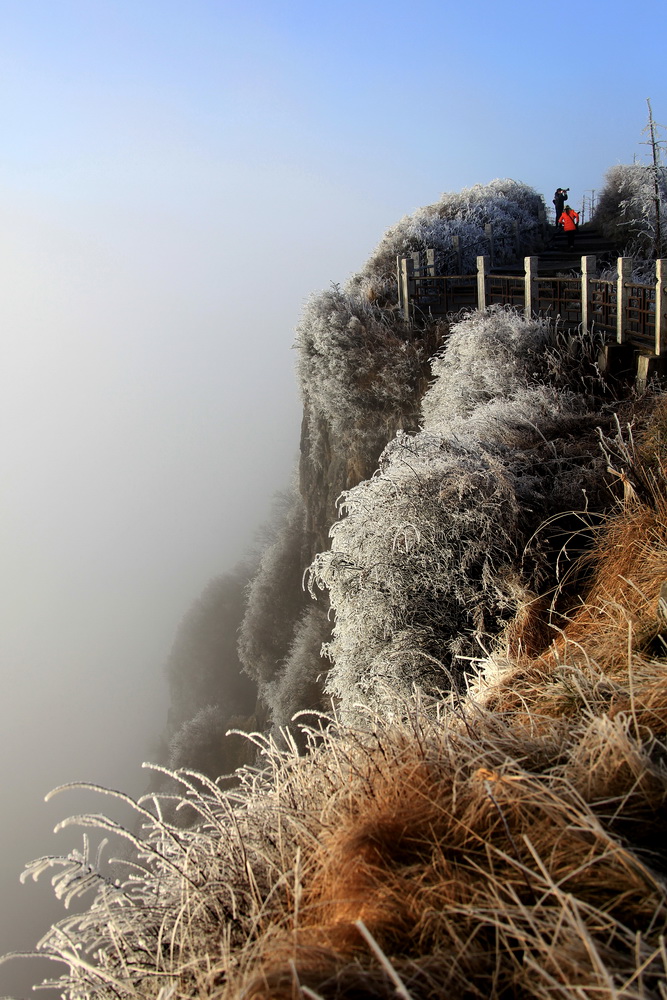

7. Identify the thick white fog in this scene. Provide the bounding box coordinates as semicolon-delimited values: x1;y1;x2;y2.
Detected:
0;170;422;995
0;150;410;1000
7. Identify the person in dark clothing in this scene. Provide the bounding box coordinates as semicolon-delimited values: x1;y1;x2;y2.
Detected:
553;187;569;224
558;205;580;249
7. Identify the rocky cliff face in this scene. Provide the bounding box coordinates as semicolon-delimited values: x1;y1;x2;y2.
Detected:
166;180;553;758
296;302;439;562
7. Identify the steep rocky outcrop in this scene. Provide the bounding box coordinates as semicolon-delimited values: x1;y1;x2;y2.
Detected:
243;180;550;727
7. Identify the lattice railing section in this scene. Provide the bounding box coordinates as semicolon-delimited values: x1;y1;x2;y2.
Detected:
589;278;617;336
397;253;667;357
488;275;525;310
535;277;581;325
625;283;656;351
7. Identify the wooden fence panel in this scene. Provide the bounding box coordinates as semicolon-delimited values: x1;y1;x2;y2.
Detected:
488;275;524;309
396;249;667;356
535;277;581;324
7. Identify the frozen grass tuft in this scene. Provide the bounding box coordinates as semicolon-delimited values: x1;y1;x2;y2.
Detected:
594;162;667;257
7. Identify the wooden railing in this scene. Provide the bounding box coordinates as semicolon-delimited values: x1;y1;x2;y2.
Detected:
397;253;667;357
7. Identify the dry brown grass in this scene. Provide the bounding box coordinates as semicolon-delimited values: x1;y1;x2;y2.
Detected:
218;692;667;1000
10;642;667;1000
479;399;667;730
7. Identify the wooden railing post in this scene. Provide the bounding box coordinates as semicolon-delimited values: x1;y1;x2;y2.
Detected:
656;259;667;355
581;255;596;333
484;224;494;266
538;204;547;233
452;236;461;273
616;257;632;344
477;255;490;310
398;256;414;321
524;256;538;318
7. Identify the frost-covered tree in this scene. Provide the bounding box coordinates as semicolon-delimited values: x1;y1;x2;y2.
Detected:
167;567;256;735
264;605;331;733
168;705;255;780
238;486;311;695
155;567;258;779
309;308;619;722
236;493;332;736
594;163;667;257
347;178;546;302
295;287;434;459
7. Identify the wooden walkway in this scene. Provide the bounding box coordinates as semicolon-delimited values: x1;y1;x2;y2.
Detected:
499;224;615;276
499;223;619;277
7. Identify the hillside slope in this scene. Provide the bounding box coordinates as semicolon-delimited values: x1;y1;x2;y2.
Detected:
9;354;666;1000
5;176;667;999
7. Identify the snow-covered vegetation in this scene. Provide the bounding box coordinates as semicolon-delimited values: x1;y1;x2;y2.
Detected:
166;569;256;732
237;488;308;691
159;568;257;781
9;176;667;999
295;287;428;452
308;307;624;722
347;177;546;302
594;162;667;257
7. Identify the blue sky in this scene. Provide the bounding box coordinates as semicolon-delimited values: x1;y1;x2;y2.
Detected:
0;1;664;994
2;0;664;216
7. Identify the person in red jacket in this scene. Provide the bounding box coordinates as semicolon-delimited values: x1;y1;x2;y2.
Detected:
558;204;580;249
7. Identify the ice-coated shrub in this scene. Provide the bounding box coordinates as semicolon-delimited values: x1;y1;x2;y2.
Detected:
421;307;556;428
309;309;615;722
594;163;667;256
309;435;522;719
295;285;431;450
239;495;331;734
150;567;259;779
348;178;546;294
168;705;253;779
